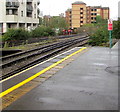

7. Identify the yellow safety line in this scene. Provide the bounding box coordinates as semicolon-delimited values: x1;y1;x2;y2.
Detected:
0;47;87;98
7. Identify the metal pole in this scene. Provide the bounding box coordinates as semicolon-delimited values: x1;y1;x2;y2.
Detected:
109;30;112;48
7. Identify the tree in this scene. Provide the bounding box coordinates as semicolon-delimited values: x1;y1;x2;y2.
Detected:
89;25;109;46
31;26;55;38
39;16;69;30
88;16;109;46
49;16;69;29
113;18;120;39
38;17;43;26
3;29;30;41
96;15;107;24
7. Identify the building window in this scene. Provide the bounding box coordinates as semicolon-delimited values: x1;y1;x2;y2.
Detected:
94;9;97;11
91;17;96;20
0;23;3;33
80;17;83;19
91;13;93;15
6;9;18;15
21;11;23;17
6;10;9;15
80;8;83;10
9;10;12;15
91;21;96;23
34;4;36;9
91;9;97;11
80;21;83;23
34;14;36;18
80;12;83;14
94;13;97;15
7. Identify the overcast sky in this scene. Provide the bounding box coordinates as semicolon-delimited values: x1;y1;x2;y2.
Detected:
39;0;119;20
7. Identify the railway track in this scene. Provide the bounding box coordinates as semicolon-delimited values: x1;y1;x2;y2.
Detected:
1;36;89;80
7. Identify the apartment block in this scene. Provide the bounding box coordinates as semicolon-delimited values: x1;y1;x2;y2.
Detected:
0;0;40;33
65;9;72;28
65;1;110;29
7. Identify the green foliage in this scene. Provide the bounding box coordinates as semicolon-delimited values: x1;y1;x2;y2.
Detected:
113;18;120;39
31;26;55;38
81;16;109;46
89;25;109;46
83;23;95;27
41;16;69;29
39;17;43;25
96;16;107;24
82;17;119;46
3;29;30;41
49;16;69;29
2;26;55;42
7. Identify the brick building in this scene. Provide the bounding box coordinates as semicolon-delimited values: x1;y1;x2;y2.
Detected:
65;1;110;29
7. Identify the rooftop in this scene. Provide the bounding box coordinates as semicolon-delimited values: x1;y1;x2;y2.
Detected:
66;8;72;12
72;1;86;5
102;7;109;9
91;6;109;9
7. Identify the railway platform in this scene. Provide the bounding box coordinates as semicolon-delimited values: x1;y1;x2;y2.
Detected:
2;42;119;110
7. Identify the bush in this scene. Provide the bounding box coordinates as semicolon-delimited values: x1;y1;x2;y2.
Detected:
113;18;120;39
2;26;56;43
3;29;30;41
45;27;55;36
89;25;109;46
32;26;55;38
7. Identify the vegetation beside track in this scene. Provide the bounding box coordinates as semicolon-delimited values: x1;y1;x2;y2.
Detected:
1;36;59;51
1;35;82;51
77;16;120;46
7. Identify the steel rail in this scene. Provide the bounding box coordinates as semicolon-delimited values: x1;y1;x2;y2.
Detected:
1;37;89;80
1;34;87;61
1;36;87;68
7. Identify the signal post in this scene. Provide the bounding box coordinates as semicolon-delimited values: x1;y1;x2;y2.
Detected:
108;19;113;48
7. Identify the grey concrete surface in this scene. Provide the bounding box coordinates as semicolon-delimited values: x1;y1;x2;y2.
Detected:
4;46;118;110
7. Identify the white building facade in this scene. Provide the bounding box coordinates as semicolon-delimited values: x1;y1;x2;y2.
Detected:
0;0;40;33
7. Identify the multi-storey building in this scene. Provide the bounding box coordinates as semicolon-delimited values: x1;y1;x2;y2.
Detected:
65;1;110;29
65;9;72;28
0;0;40;33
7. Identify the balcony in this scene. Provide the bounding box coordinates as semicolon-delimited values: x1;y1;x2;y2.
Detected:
6;15;18;22
27;0;33;3
27;5;33;13
6;0;19;9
